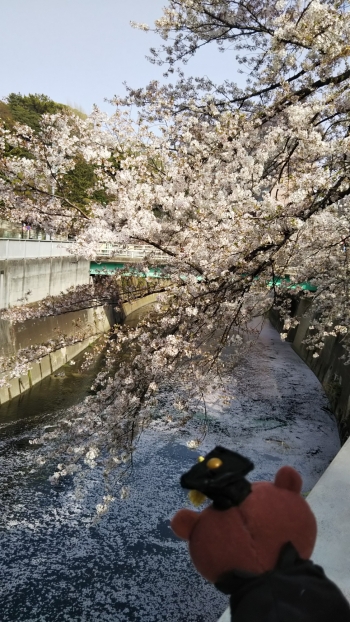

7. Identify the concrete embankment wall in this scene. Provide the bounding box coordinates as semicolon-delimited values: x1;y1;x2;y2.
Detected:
0;305;117;405
270;300;350;442
0;292;158;406
0;257;90;309
307;436;350;601
121;293;157;317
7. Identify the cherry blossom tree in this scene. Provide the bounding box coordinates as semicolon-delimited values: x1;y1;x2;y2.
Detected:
1;0;350;490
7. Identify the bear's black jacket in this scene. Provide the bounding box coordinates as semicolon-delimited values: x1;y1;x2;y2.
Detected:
215;542;350;622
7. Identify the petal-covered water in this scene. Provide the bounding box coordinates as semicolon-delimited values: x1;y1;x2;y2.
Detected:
0;318;340;621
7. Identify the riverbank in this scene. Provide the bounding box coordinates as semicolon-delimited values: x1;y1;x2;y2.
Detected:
0;291;159;406
269;302;350;443
0;305;116;405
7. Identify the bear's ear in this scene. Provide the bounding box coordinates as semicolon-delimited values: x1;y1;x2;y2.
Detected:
274;466;303;493
171;509;200;540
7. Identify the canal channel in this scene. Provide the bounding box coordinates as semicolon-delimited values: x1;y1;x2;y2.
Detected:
0;311;341;622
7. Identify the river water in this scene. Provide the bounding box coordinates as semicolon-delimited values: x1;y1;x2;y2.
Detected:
0;312;340;622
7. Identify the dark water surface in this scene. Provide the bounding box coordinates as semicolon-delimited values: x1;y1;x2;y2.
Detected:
0;316;341;621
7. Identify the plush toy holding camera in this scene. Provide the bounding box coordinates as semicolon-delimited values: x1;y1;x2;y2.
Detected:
171;446;350;621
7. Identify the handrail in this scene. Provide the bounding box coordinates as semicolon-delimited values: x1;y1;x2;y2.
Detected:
97;243;167;259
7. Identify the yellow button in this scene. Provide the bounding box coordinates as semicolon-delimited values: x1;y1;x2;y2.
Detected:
207;457;223;470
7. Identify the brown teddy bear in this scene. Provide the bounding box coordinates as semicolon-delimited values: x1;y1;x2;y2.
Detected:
171;446;350;621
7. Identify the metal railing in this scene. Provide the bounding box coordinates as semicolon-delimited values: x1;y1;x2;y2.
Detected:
97;243;167;260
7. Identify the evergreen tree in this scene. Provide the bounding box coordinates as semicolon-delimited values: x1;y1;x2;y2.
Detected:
5;93;65;132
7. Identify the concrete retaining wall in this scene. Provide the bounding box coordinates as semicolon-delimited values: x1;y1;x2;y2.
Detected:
0;256;90;309
0;334;102;405
307;436;350;601
0;292;157;406
121;293;158;317
0;304;116;357
0;305;116;405
269;301;350;442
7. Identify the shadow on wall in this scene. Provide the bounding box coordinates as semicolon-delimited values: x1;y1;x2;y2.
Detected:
270;301;350;444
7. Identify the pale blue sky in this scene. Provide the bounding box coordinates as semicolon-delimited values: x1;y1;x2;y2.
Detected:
1;0;244;114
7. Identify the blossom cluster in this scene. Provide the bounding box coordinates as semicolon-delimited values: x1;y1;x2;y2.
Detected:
1;0;350;483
